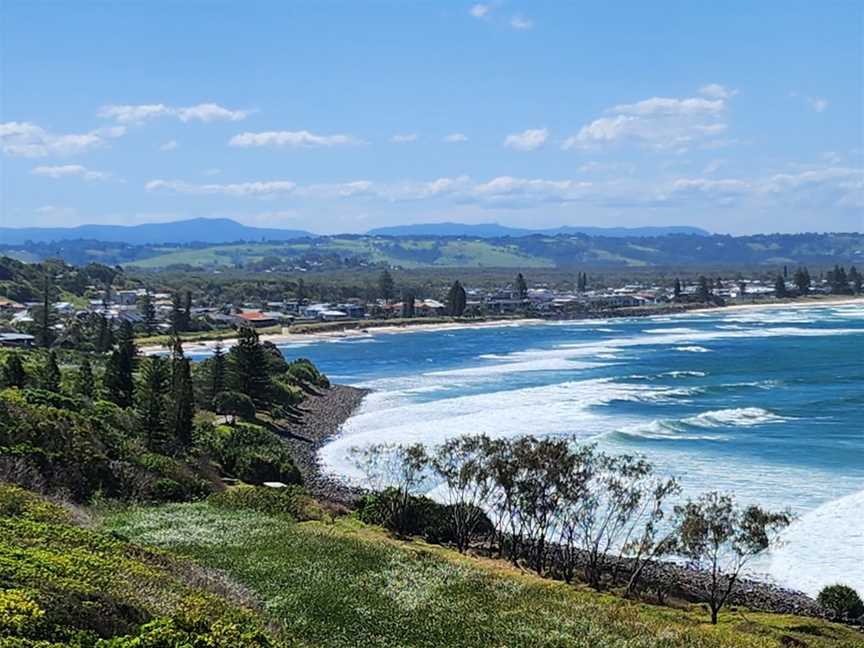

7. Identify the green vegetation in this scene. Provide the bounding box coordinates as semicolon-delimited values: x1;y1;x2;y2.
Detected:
102;500;863;648
818;585;864;623
5;232;864;271
0;483;279;647
0;326;328;503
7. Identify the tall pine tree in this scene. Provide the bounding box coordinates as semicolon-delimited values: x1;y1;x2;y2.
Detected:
137;356;170;451
77;357;95;399
41;351;61;393
105;320;137;407
229;326;270;408
209;341;226;404
171;351;195;451
33;272;57;348
447;281;467;316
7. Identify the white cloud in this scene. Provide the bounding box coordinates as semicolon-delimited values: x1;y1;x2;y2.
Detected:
503;128;548;151
699;84;738;100
470;4;491;18
98;102;250;124
31;164;111;181
390;133;418;143
443;132;468;143
510;14;533;30
806;96;829;113
98;104;171;123
1;121;125;158
299;181;376;198
563;91;731;152
145;179;297;197
228;130;360;148
160;140;179;151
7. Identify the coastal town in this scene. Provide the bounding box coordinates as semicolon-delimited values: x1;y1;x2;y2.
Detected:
1;265;860;348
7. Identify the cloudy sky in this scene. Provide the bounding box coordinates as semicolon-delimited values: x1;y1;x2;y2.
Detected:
1;1;862;234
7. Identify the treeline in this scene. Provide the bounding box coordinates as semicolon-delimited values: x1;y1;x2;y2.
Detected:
0;326;329;501
352;436;792;625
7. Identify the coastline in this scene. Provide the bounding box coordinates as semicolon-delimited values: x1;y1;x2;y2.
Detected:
279;384;369;503
142;295;863;356
296;384;824;617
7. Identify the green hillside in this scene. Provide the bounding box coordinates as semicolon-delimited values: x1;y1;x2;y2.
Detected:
100;500;863;648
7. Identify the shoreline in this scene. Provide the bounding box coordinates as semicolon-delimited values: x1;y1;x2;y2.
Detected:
296;384;825;617
279;384;369;504
143;295;863;355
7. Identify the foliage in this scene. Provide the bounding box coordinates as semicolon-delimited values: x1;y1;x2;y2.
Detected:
106;501;861;648
674;491;792;624
817;584;864;621
0;484;278;647
212;391;255;423
201;423;301;486
209;485;326;522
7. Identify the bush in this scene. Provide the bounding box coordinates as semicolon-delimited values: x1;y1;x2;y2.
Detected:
218;423;301;486
357;488;452;541
817;584;864;621
209;484;327;522
213;391;256;422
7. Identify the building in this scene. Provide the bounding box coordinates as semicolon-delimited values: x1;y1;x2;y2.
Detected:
234;310;278;328
0;332;35;348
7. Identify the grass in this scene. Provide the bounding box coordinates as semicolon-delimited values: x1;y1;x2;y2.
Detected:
103;502;864;648
0;484;276;646
136;325;282;347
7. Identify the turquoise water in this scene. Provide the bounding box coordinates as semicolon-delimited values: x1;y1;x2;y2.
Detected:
272;303;863;595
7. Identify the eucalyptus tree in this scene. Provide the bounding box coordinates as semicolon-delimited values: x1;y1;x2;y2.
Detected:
350;442;429;536
430;434;495;553
674;491;792;624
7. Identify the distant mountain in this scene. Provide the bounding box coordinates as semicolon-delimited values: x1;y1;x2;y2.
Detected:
367;222;711;238
0;218;315;245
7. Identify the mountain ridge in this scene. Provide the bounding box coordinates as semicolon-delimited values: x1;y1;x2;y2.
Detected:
2;217;710;245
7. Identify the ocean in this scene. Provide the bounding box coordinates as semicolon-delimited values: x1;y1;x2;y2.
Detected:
271;303;863;596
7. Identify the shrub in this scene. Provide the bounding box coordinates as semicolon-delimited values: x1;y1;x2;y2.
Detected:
213;390;256;422
0;482;72;524
817;584;864;621
357;488;453;541
218;423;301;486
209;484;327;522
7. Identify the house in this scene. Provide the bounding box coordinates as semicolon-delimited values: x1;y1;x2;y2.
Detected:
0;297;25;313
417;299;446;316
0;332;35;348
234;310;278;328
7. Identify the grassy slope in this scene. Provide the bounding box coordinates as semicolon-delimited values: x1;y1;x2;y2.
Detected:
104;502;863;648
0;485;275;646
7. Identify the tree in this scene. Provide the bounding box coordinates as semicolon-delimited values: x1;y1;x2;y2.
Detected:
350;442;429;536
774;274;788;298
137;356;170;451
229;326;271;408
209;341;227;404
848;266;862;294
447;281;467;317
139;291;157;335
674;492;792;624
794;267;811;295
696;276;711;302
40;351;61;393
2;353;27;388
94;314;114;353
515;273;528;300
183;290;193;330
817;584;864;622
213;390;255;424
401;293;416;318
76;357;95;399
170;292;186;333
828;265;850;295
378;270;396;302
673;278;682;301
32;272;57;348
104;320;137;407
431;435;495;553
295;278;308;301
171;356;195;451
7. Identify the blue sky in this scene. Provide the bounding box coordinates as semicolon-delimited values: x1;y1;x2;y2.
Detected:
1;1;861;235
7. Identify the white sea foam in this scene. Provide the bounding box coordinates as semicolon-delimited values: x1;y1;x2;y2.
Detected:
675;345;711;353
661;370;707;378
769;490;864;596
684;407;788;428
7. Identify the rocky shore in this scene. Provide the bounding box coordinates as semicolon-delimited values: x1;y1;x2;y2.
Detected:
279;384;369;503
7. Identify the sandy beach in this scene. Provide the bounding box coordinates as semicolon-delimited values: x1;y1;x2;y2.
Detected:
140;296;863;356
